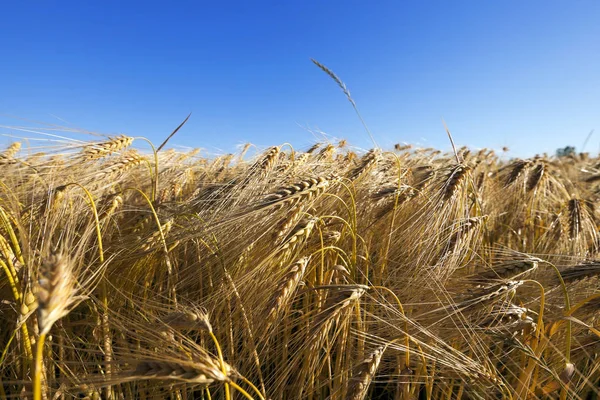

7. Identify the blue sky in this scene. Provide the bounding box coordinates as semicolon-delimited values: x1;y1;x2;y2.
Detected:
1;1;599;157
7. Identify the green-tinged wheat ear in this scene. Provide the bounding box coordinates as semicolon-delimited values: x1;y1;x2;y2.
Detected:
83;135;134;160
311;59;355;106
345;344;387;400
264;257;310;328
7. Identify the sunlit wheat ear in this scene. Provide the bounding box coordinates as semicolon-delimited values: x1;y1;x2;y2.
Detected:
82;135;134;160
504;159;532;187
477;303;537;337
98;193;123;220
345;344;387;400
348;149;381;180
254;146;280;175
441;164;470;201
0;142;21;160
442;216;487;258
36;253;78;335
311;285;368;337
162;308;213;332
259;174;340;211
129;358;230;384
566;198;595;240
94;150;146;178
474;256;540;282
279;217;318;254
316;144;336;161
140;218;174;251
264;257;310;328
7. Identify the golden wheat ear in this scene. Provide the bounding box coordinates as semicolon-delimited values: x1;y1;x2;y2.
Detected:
36;253;78;335
345;345;387;400
82;135;134;160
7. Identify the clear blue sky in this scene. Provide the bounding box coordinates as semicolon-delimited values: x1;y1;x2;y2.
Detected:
1;1;599;157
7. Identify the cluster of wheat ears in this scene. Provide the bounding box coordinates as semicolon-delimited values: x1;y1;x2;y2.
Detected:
0;129;598;400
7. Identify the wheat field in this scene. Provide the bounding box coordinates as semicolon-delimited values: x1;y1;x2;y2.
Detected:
0;134;598;400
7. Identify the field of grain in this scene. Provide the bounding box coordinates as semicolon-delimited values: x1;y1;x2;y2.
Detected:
0;135;598;399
